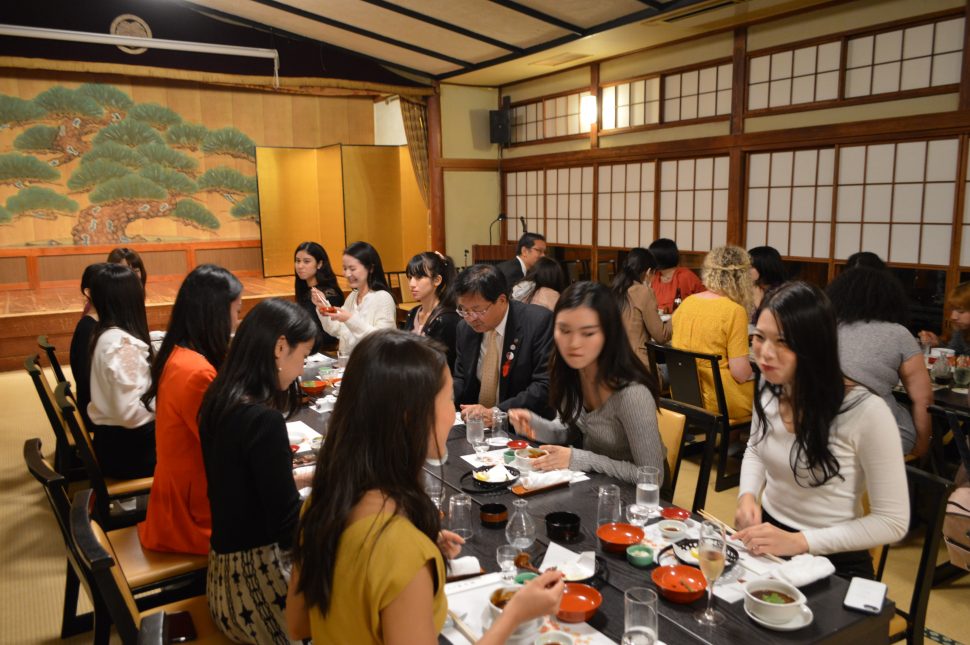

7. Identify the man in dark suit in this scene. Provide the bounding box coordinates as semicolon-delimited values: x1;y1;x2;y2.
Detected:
453;263;554;425
496;232;547;289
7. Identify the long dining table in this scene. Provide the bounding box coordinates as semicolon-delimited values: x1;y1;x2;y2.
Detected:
425;424;894;645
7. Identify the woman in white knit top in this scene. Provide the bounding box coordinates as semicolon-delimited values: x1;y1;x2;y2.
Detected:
311;241;396;355
735;282;909;579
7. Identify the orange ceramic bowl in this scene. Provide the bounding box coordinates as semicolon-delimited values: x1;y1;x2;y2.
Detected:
300;380;326;396
557;583;602;623
596;522;645;553
651;565;707;604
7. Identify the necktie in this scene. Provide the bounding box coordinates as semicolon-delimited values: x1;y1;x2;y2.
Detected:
478;330;500;409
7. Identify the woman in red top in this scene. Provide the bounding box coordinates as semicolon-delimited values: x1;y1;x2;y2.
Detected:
648;238;704;313
138;265;243;554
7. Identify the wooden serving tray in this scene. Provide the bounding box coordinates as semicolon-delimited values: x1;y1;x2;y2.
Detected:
511;479;570;497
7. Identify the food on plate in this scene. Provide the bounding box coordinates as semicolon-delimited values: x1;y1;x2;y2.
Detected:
751;589;797;604
474;464;513;482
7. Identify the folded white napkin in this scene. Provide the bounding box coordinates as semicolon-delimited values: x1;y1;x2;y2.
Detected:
311;394;337;413
771;553;835;587
305;353;336;366
449;556;481;577
286;420;322;445
520;469;589;490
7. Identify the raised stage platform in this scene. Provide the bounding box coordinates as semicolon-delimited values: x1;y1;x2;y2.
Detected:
0;275;295;373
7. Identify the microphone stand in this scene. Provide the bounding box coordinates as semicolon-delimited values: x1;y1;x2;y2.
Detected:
489;213;507;245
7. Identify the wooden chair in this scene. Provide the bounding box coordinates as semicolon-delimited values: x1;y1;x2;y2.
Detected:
656;398;720;513
563;259;588;284
56;381;152;529
886;465;953;644
596;260;615;286
24;439;207;642
38;334;68;384
647;342;751;492
393;271;420;314
24;353;83;479
70;489;230;645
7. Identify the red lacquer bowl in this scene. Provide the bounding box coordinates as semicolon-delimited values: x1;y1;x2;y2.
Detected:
300;380;327;396
652;564;707;604
507;440;529;450
595;522;645;553
557;583;602;623
661;507;690;521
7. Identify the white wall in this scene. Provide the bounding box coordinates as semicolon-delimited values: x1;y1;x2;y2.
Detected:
374;97;407;146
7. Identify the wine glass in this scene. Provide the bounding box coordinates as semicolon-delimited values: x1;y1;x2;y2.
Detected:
695;520;727;626
466;410;485;456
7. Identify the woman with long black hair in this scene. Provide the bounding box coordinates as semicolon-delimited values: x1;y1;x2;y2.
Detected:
509;281;666;484
403;251;460;371
286;330;563;642
312;241;396;355
138;265;243;555
87;263;156;479
293;241;344;351
610;247;670;368
735;282;909;579
199;298;316;644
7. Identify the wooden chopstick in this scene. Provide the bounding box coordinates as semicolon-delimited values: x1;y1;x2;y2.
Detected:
448;609;477;643
697;508;786;564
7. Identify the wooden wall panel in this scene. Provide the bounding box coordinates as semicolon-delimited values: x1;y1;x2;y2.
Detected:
195;247;263;274
0;257;27;285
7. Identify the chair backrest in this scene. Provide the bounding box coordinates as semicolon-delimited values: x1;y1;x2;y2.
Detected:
395;271;416;305
56;381;111;513
656;403;686;482
893;465;953;642
655;398;720;512
596;260;615;286
647;343;731;419
70;489;141;644
934;406;970;474
38;335;68;384
23;438;72;538
25;354;68;442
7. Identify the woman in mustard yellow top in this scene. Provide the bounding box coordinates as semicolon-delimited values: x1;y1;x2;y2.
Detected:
672;246;755;422
286;330;564;644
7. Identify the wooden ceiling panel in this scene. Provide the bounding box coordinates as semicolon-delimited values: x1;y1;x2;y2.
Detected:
522;0;651;29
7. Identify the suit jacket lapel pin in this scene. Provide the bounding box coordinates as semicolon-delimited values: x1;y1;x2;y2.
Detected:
502;339;519;378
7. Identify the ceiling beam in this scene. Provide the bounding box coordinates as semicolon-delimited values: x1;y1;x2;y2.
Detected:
246;0;473;68
636;0;666;9
359;0;523;54
486;0;584;35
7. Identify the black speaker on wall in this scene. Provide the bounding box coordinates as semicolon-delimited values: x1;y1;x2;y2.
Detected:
489;96;512;146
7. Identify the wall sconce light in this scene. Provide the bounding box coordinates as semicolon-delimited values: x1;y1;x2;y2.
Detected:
580;94;598;130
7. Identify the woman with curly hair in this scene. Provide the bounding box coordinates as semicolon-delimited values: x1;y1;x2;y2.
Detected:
671;245;754;421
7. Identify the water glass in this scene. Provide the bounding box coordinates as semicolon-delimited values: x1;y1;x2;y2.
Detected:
954;365;970;389
336;351;350;369
448;493;474;540
636;466;660;516
423;472;445;512
597;484;622;526
496;545;518;582
622;587;658;645
626;503;650;527
491;409;509;441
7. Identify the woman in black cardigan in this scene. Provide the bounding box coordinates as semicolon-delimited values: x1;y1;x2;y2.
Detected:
402;252;460;372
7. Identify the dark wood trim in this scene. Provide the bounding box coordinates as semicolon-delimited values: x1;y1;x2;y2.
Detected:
961;2;970;111
599;114;729;137
949;135;968;298
651;56;733;81
359;0;522;53
600;72;662;89
727;147;743;246
744;85;959;118
427;92;446;252
0;239;261;258
826;143;840;282
506;86;591;108
438;158;500;170
745;7;963;59
508;133;588;148
731;28;746;135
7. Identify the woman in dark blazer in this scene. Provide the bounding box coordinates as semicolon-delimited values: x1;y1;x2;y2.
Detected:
402;252;460;372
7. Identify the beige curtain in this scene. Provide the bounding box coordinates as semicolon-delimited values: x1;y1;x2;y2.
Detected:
400;96;430;209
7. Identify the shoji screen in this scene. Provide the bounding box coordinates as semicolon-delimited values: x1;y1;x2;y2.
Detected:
746;148;835;258
663;63;732;123
658;156;729;252
543;166;593;246
597;162;656;248
834;139;958;264
748;42;840;110
542;92;593;138
602;78;661;130
506;170;544;240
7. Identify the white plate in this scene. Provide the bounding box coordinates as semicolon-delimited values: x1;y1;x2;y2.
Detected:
488;437;511;447
744;604;813;631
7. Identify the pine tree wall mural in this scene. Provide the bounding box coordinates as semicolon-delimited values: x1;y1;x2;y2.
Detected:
0;82;260;245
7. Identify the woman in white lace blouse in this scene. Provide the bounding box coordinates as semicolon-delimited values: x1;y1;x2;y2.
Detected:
87;263;156;479
311;241;396;355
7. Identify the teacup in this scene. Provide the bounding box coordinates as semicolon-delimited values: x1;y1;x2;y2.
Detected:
656;519;688;542
743;579;807;625
514;448;548;472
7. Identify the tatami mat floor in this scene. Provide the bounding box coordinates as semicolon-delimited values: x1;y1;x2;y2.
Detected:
1;367;967;644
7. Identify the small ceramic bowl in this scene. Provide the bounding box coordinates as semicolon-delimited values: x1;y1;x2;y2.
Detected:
514;447;548;472
626;544;654;567
489;587;543;639
545;511;581;542
657;519;688;542
480;503;508;528
507;439;529;450
743;579;807;625
503;449;516;464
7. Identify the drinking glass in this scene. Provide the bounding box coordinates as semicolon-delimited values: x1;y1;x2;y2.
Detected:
597;484;622;526
636;466;660;516
931;358;953;386
626;503;650;527
622;587;658;645
695;520;727;626
423;471;445;512
466;411;485;449
954;365;970;389
336;351;350;369
448;493;474;540
496;545;518;582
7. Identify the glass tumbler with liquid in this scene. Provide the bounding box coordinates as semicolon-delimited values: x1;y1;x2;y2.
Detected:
636;466;660;516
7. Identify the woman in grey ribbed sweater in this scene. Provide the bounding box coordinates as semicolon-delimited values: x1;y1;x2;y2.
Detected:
509;282;666;484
